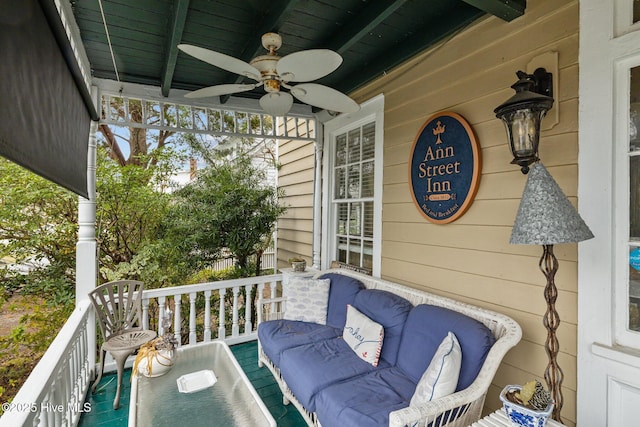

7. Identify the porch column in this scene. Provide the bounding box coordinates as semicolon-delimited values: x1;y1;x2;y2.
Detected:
76;120;98;303
312;137;323;269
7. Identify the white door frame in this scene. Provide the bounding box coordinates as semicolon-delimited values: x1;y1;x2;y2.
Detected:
578;1;640;425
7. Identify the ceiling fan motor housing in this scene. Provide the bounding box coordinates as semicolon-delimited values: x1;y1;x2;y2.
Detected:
264;78;281;93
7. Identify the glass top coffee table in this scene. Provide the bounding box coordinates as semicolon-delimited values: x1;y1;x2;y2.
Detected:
129;341;276;427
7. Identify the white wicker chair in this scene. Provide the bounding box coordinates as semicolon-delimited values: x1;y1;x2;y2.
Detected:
257;268;522;427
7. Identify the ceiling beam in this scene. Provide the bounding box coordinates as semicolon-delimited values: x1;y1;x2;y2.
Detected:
335;8;484;95
461;0;525;22
221;0;301;103
161;0;190;97
323;0;409;54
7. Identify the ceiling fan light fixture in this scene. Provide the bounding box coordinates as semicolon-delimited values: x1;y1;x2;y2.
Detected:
260;92;293;117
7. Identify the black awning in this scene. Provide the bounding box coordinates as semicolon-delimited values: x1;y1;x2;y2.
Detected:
0;0;98;198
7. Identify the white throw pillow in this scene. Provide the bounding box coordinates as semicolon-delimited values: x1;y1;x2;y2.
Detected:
343;304;384;367
410;331;462;406
283;278;331;324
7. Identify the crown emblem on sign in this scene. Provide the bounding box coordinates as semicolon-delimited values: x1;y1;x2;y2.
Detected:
433;120;445;144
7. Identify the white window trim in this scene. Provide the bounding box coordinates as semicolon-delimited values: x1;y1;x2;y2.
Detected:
321;94;384;276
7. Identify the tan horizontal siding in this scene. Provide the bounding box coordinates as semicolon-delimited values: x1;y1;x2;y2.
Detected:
351;0;579;425
277;135;315;269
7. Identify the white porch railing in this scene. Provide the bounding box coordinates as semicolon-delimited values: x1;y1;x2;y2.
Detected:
0;300;94;427
0;274;282;427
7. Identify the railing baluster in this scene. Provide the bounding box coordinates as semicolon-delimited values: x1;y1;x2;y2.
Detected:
204;290;212;341
257;283;265;324
173;294;182;345
244;284;252;334
232;286;239;337
189;292;197;344
158;296;166;336
270;280;277;315
142;297;150;330
218;288;226;339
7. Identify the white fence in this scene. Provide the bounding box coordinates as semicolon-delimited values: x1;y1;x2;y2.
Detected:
210;248;275;272
0;274;283;427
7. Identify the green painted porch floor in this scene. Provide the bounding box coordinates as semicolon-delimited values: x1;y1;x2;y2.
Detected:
79;341;306;426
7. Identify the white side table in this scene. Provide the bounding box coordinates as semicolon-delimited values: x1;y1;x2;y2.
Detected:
279;267;318;285
470;409;567;426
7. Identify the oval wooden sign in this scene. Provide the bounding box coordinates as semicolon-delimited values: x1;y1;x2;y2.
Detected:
408;112;481;224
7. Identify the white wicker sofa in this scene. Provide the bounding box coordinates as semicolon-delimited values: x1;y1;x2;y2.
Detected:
257;269;522;427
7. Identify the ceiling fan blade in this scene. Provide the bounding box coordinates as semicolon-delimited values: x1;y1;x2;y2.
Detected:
291;83;360;113
184;84;256;98
277;50;342;82
260;92;293;116
178;44;261;80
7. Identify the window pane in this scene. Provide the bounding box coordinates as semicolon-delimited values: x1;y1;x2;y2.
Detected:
335;167;346;199
363;240;373;270
348;128;360;163
635;0;640;23
337;237;348;263
362;161;374;197
336;133;347;166
337;203;348;235
349;238;362;266
362;122;375;160
349;203;361;236
348;166;360;198
364;202;374;238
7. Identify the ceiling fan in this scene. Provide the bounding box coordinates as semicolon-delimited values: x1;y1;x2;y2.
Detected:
177;33;360;116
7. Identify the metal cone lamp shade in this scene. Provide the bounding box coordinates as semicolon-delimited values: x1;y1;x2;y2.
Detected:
510;162;593;423
511;163;593;245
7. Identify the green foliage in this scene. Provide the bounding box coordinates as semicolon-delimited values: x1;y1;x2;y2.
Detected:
0;296;73;411
162;156;286;275
0;158;78;281
96;147;179;282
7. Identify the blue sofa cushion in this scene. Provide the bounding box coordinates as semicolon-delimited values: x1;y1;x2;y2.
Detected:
319;273;365;329
279;337;389;412
352;289;413;365
397;304;496;390
315;367;416;427
257;320;341;365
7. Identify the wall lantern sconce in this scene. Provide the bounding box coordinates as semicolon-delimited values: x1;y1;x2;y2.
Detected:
494;68;554;174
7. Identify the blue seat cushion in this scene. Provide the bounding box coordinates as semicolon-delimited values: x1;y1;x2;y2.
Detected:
397;304;496;390
315;367;416;427
257;320;341;365
352;289;413;365
319;273;365;329
279;337;389;412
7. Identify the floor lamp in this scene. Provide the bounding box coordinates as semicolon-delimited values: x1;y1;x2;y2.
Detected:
510;162;594;421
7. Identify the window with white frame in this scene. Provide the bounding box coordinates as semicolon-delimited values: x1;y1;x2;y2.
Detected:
323;96;383;276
